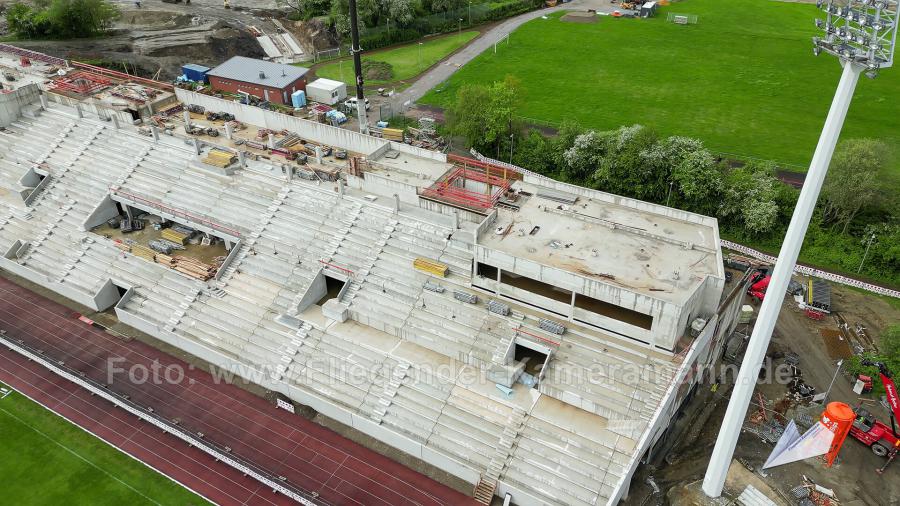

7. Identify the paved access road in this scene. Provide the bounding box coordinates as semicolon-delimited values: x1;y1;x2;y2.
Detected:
0;276;475;506
392;0;615;107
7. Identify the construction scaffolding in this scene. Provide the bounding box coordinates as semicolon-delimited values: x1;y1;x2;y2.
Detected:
49;71;112;95
421;159;513;211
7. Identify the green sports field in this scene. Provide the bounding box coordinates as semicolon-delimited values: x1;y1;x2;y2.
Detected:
0;383;207;505
315;31;480;85
420;0;900;172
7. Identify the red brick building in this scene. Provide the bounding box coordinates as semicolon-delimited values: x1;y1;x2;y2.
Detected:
206;56;309;106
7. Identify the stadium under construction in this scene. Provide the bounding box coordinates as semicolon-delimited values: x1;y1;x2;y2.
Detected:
0;46;751;506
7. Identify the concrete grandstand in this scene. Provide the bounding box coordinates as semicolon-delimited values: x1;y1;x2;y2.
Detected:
0;47;749;506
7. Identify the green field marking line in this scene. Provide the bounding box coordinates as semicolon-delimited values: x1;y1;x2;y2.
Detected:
0;403;163;506
0;385;210;505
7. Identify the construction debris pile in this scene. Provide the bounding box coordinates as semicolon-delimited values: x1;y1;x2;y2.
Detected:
790;476;840;506
108;221;223;281
405;117;448;151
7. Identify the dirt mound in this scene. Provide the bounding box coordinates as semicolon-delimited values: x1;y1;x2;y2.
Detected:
561;12;598;23
362;60;393;81
292;18;339;51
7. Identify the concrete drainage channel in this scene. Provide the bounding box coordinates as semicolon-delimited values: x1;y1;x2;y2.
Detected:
0;330;326;506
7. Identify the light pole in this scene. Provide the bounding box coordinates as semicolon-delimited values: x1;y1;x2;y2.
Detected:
468;0;472;25
823;359;844;403
418;42;423;70
458;18;463;40
666;180;674;207
509;133;514;162
857;232;876;273
703;0;900;498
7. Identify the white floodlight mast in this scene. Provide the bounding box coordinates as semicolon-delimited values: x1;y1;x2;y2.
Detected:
702;0;899;498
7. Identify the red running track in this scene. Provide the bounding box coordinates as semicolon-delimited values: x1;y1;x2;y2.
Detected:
0;276;475;506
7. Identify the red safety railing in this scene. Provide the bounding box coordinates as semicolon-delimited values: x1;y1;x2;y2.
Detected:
515;327;560;347
71;61;174;91
0;43;67;67
421;167;512;210
318;259;354;276
109;186;242;238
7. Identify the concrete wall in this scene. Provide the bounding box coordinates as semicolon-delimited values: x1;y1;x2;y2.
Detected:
82;195;120;231
474;245;679;348
609;273;750;505
388;141;447;163
355;171;419;205
0;84;41;127
0;256;106;311
523;173;719;229
295;268;327;313
175;89;390;156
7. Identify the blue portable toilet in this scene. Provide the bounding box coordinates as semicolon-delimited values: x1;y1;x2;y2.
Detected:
291;90;306;109
181;64;211;83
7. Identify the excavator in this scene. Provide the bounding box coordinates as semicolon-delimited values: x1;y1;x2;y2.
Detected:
850;360;900;471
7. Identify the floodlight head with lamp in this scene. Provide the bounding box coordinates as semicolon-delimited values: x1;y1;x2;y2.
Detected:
813;0;900;74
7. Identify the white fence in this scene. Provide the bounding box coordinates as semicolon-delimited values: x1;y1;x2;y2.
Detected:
470;150;900;300
720;239;900;299
0;332;325;506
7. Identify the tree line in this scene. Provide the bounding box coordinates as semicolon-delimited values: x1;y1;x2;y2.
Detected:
4;0;119;39
279;0;537;50
448;77;900;286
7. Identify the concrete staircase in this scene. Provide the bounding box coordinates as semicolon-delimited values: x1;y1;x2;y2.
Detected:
473;476;497;506
371;361;410;424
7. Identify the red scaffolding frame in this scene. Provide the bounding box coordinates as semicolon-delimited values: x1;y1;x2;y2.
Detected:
49;71;113;95
421;167;511;210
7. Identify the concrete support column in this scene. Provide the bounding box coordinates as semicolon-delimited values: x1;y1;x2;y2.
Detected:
238;150;246;168
285;164;292;183
224;122;234;140
112;115;120;130
150;125;159;142
315;146;323;164
393;193;400;214
224;240;233;251
183;110;191;133
39;93;49;110
452;210;459;230
338;179;344;198
124;205;134;220
75;103;83;118
193;138;202;155
268;133;276;149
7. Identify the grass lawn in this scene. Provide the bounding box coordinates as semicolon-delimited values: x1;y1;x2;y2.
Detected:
420;1;900;173
315;30;480;85
0;382;208;505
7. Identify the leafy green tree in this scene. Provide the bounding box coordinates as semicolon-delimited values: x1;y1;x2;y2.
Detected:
447;75;520;153
719;162;783;235
821;138;890;234
431;0;463;13
5;0;117;39
447;83;491;149
562;130;606;182
384;0;414;25
642;136;721;213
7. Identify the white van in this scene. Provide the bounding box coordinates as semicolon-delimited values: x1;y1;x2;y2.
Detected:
344;96;371;111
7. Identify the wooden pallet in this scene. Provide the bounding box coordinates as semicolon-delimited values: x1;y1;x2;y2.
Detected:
413;257;449;277
161;229;189;245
